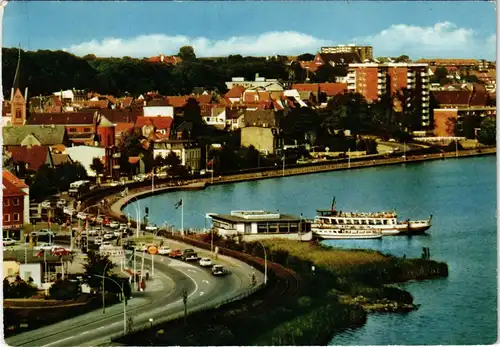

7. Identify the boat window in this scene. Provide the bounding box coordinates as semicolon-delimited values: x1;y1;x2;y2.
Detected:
346;219;352;224
368;220;374;225
361;219;367;225
332;219;337;225
383;219;388;225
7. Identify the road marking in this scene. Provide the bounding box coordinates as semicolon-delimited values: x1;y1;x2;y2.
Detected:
199;292;204;296
202;280;209;284
187;269;197;273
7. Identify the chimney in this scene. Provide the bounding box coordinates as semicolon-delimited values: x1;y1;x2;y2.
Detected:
25;87;28;100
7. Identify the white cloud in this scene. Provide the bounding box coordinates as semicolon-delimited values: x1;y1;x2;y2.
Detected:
64;22;495;60
64;31;332;58
354;22;496;59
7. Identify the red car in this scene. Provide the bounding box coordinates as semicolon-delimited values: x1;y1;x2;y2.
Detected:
168;248;182;258
51;247;72;256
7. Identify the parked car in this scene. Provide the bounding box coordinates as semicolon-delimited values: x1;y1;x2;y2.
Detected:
87;229;99;236
183;249;195;256
119;223;128;230
51;247;72;256
199;257;213;267
101;241;112;247
34;243;54;251
113;230;122;237
103;232;114;240
31;229;54;237
158;246;171;255
211;264;227;276
94;237;103;245
169;248;183;258
109;221;120;229
3;238;16;246
135;243;148;252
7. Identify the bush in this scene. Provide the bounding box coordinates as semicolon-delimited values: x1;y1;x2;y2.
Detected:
49;279;81;300
5;277;37;298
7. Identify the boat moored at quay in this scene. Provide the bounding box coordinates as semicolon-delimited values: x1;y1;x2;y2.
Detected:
312;198;433;239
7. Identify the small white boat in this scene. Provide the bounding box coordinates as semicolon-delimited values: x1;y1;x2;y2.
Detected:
311;223;383;240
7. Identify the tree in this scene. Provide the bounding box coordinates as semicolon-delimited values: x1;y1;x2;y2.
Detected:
178;46;196;61
322;92;371;136
281;107;319;144
311;64;347;83
431;66;450;85
164;151;181;167
83;251;114;290
5;276;37;298
49;278;81;300
477;117;496;145
297;53;315;61
90;157;105;177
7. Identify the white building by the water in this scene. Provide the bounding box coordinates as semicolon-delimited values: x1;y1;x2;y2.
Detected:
208;210;312;242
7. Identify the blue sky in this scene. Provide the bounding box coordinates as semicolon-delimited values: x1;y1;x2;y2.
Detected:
2;1;497;59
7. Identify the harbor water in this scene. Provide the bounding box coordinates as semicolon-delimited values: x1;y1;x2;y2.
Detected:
123;155;497;345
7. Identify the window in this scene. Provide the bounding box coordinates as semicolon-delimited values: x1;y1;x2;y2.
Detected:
13;213;20;221
69;128;77;133
4;214;10;222
15;109;22;119
83;128;91;132
4;199;10;206
13;198;19;206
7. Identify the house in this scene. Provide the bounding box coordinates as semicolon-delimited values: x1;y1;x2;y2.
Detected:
226;108;246;130
240;110;283;154
3;171;28;240
128;156;146;176
5;146;72;172
153;140;201;172
25;112;115;147
225;86;246;104
134;116;173;140
315;52;362;68
3;170;30;226
203;106;227;129
433;106;496;137
2;125;69;147
146;54;183;65
225;75;284;92
65;146;106;177
115;123;135;145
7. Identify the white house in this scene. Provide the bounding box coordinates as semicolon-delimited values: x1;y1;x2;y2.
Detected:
204;107;226;129
143;106;174;118
65;146;106;177
153;140;201;172
20;263;43;287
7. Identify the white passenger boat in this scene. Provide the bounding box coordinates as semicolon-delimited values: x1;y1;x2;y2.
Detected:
313;198;433;237
311;224;383;240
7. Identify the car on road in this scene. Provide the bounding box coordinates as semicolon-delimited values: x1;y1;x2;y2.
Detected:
183;252;199;262
199;257;213;267
183;248;195;256
3;238;16;246
109;221;120;229
158;246;171;255
94;237;103;245
135;243;148;252
34;243;55;251
119;223;128;230
113;230;122;237
31;229;54;237
103;232;114;240
101;241;112;247
87;229;99;236
145;224;158;231
169;248;182;258
211;264;228;276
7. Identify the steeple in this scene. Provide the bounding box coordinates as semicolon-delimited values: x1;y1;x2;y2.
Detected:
12;46;22;94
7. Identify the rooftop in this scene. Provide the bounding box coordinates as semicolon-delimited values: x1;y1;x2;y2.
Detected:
210;210;301;223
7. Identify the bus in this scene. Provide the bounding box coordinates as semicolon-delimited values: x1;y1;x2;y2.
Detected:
68;180;91;198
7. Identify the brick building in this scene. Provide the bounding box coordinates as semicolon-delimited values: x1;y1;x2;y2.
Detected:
321;45;373;61
347;63;431;129
2;171;28;240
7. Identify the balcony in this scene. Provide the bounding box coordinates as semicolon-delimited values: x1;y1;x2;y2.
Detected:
407;72;415;77
422;102;429;107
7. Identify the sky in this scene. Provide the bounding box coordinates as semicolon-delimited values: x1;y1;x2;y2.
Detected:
1;1;497;60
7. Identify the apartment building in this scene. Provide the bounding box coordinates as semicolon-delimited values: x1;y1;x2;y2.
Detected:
321;45;373;61
347;63;431;128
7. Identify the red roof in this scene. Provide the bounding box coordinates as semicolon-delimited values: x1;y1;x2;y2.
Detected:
6;146;50;171
128;157;140;164
291;84;320;93
432;91;471;106
135;117;173;136
197;94;212;105
115;122;135;134
2;171;27;196
225;86;246;99
166;96;188;108
318;83;348;97
2;170;28;189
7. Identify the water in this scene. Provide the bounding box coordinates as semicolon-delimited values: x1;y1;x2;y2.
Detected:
124;156;497;345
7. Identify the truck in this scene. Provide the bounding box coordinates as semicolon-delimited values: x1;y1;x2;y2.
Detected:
68;180;91;198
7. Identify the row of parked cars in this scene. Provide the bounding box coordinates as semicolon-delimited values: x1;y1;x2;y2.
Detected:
159;247;229;276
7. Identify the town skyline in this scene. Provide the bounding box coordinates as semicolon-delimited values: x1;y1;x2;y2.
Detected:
2;1;497;60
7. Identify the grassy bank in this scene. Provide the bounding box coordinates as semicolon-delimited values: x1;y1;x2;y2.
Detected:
116;236;448;346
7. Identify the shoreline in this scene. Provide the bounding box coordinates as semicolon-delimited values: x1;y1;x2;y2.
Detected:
107;148;495;216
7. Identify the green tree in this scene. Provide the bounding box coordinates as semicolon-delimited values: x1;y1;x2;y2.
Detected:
5;276;37;298
431;66;450;85
322;92;371;136
281;107;319;144
90;157;105;177
164;151;181;167
178;46;196;61
49;278;81;300
83;251;114;290
477;117;496;145
311;64;347;83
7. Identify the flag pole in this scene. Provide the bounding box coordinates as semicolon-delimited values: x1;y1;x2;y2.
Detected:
181;199;184;237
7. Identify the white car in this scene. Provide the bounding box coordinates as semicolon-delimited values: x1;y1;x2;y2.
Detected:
94;237;103;245
3;238;16;246
158;246;171;255
63;207;75;216
41;200;52;209
145;225;158;231
109;221;120;229
87;229;98;236
103;233;114;240
101;241;112;247
199;258;213;267
34;243;54;251
113;230;122;237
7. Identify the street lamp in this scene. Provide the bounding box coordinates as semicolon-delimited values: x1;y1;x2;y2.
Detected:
256;240;267;285
190;212;213;254
102;261;112;314
126;196;142;239
149;317;153;330
94;274;126;336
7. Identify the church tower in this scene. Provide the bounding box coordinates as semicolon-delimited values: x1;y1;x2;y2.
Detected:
10;48;28;126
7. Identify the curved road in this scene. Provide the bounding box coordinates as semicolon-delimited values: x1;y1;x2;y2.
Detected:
6;245;260;347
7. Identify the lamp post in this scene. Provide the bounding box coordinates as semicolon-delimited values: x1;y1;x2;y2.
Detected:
94;274;126;335
256;240;267;285
149;317;153;330
102;261;111;314
127;196;141;239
